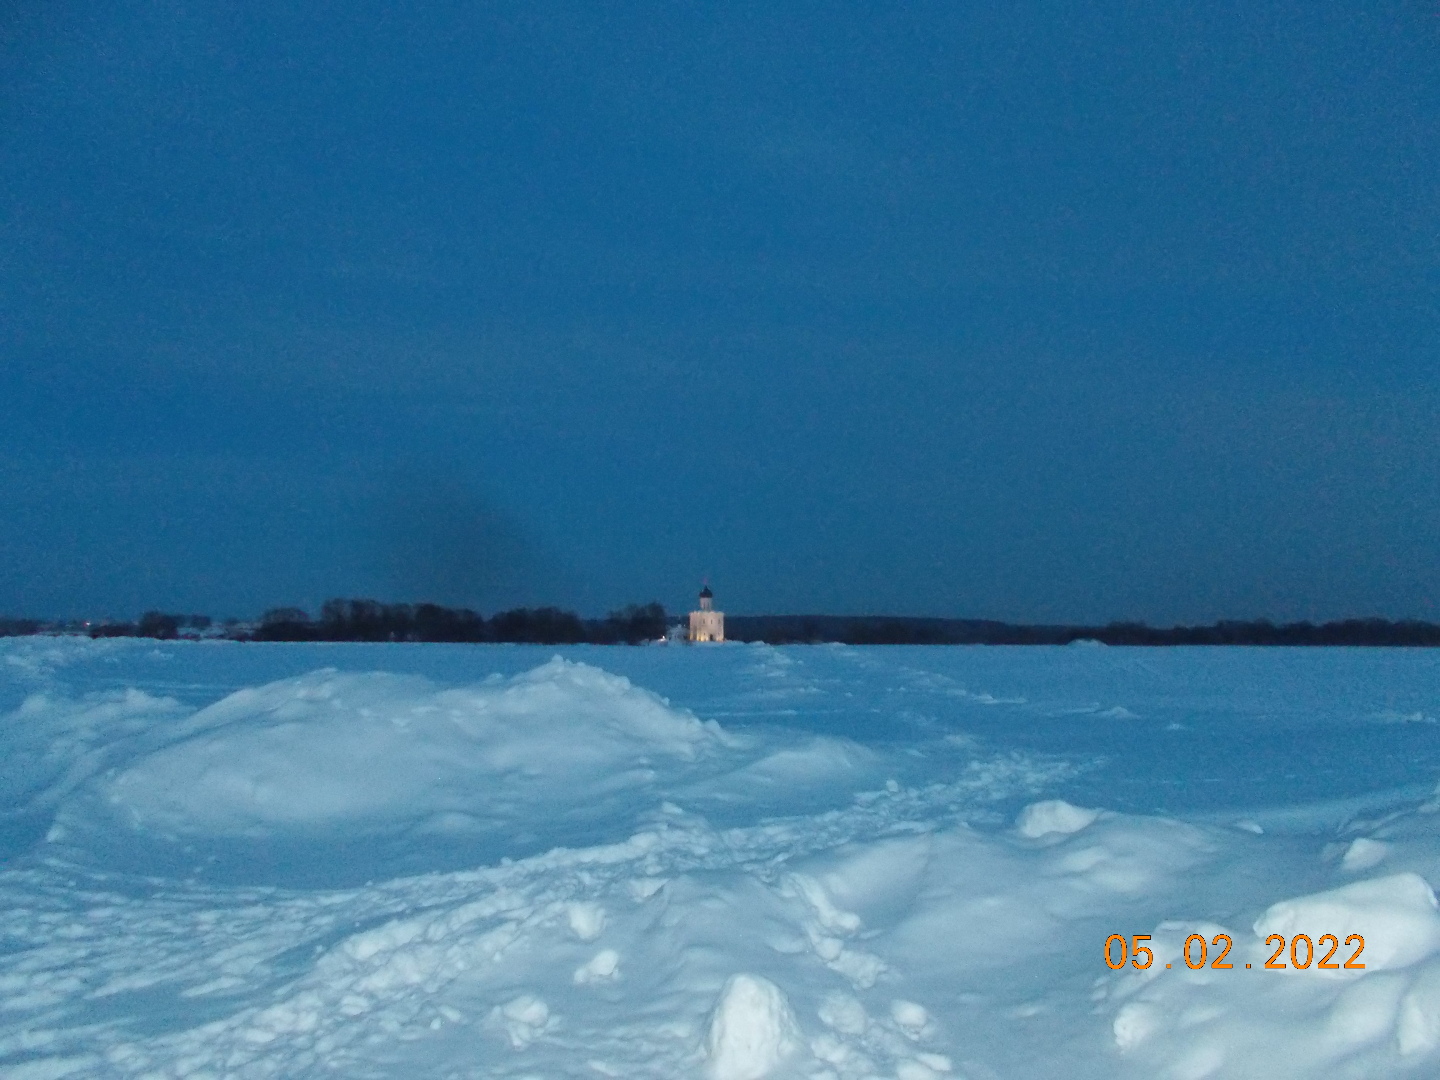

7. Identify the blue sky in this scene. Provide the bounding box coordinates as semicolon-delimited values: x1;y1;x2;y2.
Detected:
2;1;1437;622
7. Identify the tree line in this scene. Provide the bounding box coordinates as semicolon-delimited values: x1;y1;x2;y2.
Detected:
247;599;668;644
3;606;1439;646
724;615;1440;647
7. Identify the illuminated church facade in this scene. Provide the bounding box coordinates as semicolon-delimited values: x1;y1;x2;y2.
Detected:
687;585;725;643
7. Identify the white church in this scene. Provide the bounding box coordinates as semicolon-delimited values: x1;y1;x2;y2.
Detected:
687;585;724;643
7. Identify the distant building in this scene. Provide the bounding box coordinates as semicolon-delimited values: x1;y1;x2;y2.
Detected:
688;585;725;643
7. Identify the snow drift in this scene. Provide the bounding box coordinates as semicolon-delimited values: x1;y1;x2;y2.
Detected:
3;638;1440;1079
96;658;724;836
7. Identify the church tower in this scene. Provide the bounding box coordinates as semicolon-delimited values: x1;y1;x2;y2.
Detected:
688;585;725;643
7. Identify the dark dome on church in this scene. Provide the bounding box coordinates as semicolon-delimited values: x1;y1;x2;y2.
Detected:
699;585;713;599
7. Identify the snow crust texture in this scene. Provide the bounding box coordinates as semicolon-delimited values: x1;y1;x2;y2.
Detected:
2;636;1440;1079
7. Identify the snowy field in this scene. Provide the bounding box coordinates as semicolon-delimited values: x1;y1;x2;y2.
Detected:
3;638;1440;1079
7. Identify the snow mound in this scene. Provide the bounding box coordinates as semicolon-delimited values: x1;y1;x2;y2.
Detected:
706;974;803;1080
63;659;729;870
1102;874;1440;1077
573;948;620;984
1255;873;1440;972
490;993;552;1048
1015;799;1100;838
1339;837;1390;872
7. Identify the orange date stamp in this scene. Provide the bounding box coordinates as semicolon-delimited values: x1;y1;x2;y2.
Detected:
1106;932;1366;971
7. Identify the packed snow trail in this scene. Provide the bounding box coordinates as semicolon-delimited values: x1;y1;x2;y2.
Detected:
2;637;1440;1078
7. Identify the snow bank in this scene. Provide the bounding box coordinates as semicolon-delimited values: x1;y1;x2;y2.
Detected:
13;775;1440;1080
0;685;186;860
61;659;730;867
6;641;1440;1080
1;687;183;810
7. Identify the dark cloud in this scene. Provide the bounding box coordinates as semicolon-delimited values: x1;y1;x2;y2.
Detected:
374;474;576;612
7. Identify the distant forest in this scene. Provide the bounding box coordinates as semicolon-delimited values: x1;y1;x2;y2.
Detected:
0;600;670;646
3;600;1440;646
725;615;1440;647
